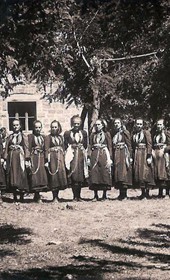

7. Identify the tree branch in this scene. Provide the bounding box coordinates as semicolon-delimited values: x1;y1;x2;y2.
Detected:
100;51;158;63
80;9;99;40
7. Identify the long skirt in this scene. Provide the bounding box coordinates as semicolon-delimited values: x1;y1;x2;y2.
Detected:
89;148;112;191
68;147;86;187
113;147;132;188
47;150;67;190
0;161;6;191
133;148;155;188
153;149;169;187
29;152;48;192
6;150;29;192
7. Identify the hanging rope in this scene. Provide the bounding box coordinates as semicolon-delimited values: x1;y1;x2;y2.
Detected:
30;153;41;175
47;150;61;176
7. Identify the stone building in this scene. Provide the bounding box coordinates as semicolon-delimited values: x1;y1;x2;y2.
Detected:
0;82;81;134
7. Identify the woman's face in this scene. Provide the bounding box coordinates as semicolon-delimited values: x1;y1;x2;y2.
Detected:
135;119;143;132
156;120;164;132
95;120;103;132
12;120;21;133
114;119;121;130
51;122;59;135
72;117;81;131
34;122;42;135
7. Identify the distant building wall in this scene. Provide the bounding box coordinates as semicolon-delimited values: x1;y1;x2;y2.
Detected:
0;82;81;134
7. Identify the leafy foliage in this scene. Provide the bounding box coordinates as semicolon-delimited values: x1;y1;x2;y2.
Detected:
0;0;170;126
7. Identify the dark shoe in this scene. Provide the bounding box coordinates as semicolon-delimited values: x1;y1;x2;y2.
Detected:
92;193;99;201
157;194;164;199
157;195;164;199
145;194;150;199
158;188;164;198
92;195;99;202
52;191;59;202
1;190;5;196
117;195;127;201
145;188;150;199
73;197;82;202
138;187;149;200
158;191;164;199
34;193;41;203
52;193;59;202
74;188;82;202
118;193;127;200
166;188;170;196
117;189;127;200
102;191;107;200
52;197;60;203
138;194;146;200
72;190;77;201
94;192;99;199
13;193;18;202
20;193;24;203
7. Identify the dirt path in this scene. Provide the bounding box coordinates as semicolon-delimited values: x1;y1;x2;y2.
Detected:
0;188;169;280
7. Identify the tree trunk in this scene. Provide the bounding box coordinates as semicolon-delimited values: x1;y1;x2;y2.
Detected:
80;105;88;129
90;78;100;133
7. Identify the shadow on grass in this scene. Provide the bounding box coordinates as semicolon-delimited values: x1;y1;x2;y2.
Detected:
0;224;169;279
80;238;170;264
0;223;32;245
79;223;170;266
0;264;105;280
0;249;15;258
154;223;170;230
0;261;152;280
0;223;33;260
119;223;170;251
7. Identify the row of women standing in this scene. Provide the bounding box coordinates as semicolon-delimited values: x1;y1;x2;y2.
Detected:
0;115;170;203
90;117;170;200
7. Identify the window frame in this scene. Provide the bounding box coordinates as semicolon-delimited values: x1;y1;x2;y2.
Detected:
8;101;37;133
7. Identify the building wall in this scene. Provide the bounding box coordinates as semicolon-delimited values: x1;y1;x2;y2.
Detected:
0;83;82;134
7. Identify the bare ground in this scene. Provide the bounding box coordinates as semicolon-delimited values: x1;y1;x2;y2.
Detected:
0;188;169;280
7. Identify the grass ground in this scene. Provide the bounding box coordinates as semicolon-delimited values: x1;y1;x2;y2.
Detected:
0;188;169;280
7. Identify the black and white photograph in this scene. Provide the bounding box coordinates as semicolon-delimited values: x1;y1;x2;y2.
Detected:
0;1;169;279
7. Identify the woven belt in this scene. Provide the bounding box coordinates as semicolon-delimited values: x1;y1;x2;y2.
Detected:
9;145;22;151
92;144;107;150
70;144;84;150
136;143;146;149
32;148;43;154
154;144;165;150
115;143;125;149
48;147;63;152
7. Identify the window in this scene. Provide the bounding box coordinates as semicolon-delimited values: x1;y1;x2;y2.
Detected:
8;102;36;132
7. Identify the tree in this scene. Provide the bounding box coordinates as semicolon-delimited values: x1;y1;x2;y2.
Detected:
0;0;170;128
